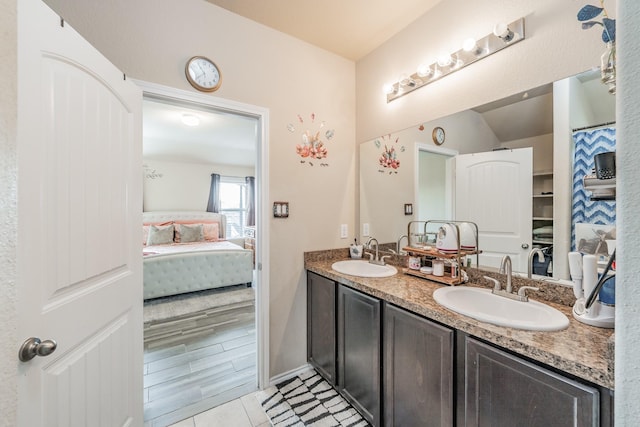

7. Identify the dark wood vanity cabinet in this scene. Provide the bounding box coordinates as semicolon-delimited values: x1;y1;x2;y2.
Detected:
384;304;454;427
338;284;382;426
307;272;337;384
307;271;613;427
457;335;604;427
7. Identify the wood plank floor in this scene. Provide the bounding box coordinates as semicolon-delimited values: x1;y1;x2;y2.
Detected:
143;291;257;427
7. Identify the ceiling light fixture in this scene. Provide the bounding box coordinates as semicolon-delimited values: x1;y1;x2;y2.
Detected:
384;17;525;103
181;114;200;126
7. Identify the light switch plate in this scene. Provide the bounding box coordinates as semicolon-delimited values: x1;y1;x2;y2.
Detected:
340;224;348;239
363;223;370;237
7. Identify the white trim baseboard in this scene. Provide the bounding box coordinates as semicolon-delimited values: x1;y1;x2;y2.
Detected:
267;363;313;388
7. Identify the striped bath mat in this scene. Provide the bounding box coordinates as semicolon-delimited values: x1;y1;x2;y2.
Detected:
257;369;370;426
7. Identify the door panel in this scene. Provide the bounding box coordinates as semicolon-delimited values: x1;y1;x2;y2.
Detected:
17;1;142;426
338;285;381;426
455;149;532;271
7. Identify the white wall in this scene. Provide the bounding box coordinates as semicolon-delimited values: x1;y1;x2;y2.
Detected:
616;0;640;422
0;0;17;423
501;134;553;172
41;0;356;380
143;159;255;212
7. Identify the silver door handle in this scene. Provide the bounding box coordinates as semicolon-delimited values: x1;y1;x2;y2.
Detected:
19;337;57;362
521;243;530;249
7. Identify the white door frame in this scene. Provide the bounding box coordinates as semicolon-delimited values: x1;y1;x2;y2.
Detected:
413;142;459;220
133;80;270;389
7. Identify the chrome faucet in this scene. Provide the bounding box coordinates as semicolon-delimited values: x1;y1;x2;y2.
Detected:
396;234;408;254
527;248;545;279
491;255;539;302
499;255;513;293
365;237;386;265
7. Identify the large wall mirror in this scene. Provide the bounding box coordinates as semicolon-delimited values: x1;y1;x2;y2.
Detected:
359;68;615;281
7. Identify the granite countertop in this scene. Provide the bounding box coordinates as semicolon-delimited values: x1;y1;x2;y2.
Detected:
305;251;615;390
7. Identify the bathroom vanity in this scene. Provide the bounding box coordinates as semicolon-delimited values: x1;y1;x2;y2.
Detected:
305;250;614;427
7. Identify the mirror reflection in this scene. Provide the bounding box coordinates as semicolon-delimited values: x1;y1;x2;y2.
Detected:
359;69;616;281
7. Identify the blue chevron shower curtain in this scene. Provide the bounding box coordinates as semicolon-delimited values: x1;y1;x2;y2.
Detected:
571;126;616;250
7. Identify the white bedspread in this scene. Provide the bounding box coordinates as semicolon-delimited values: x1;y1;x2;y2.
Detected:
143;240;246;257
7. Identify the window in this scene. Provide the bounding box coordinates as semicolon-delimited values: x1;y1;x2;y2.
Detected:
219;177;248;239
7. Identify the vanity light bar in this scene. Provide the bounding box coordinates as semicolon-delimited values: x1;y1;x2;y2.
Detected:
386;18;526;103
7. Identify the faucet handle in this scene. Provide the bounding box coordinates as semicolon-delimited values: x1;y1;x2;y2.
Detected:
364;251;374;261
517;286;539;301
483;276;501;291
380;255;392;264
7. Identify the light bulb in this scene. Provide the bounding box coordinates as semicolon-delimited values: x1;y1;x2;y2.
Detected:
437;54;453;67
383;83;396;95
462;38;477;52
181;114;200;126
493;23;515;42
417;63;432;78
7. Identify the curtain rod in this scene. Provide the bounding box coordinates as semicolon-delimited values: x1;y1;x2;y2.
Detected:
572;121;616;132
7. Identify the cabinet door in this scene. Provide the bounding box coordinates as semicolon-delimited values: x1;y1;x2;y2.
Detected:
384;304;454;427
307;272;337;384
460;336;600;427
338;285;381;426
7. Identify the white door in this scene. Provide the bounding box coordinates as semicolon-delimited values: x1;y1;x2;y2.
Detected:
455;148;532;271
17;1;142;426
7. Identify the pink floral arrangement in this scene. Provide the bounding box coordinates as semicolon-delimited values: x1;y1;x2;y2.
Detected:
379;145;400;169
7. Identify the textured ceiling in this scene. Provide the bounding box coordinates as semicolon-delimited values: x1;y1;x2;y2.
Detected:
205;0;443;60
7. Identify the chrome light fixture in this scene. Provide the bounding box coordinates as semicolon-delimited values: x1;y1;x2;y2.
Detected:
384;18;525;102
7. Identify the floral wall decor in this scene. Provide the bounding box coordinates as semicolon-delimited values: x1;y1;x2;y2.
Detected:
375;134;405;174
289;113;335;167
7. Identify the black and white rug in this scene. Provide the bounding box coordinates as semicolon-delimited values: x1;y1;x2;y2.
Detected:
257;369;370;427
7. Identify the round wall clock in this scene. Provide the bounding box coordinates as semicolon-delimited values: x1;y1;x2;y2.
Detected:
185;56;222;92
432;126;446;145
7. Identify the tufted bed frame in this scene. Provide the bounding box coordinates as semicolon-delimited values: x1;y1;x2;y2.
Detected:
142;211;253;300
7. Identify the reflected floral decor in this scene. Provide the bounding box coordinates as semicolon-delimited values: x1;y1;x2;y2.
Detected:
375;134;404;174
577;1;616;94
289;113;335;167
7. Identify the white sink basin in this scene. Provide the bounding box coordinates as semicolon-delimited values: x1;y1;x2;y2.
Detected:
331;260;398;278
433;286;569;331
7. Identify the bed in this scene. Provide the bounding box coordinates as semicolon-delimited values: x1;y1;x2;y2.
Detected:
142;211;253;300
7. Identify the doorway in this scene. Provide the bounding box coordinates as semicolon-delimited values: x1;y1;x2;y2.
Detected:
136;81;269;425
414;143;458;221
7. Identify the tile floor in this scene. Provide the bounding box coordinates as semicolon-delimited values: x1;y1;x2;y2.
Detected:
168;391;270;427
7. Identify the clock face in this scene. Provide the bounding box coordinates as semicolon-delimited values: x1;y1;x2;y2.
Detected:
432;127;445;145
185;56;221;92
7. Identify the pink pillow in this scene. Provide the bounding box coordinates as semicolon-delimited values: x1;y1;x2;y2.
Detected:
203;223;220;241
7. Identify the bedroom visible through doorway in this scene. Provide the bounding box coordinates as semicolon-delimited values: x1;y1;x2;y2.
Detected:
139;87;265;426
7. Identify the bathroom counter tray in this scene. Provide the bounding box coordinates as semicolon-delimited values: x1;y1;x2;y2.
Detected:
403;268;465;285
402;246;481;258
